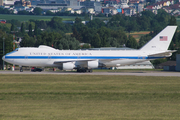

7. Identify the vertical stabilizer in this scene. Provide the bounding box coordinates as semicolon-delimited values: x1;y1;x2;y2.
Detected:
140;26;177;51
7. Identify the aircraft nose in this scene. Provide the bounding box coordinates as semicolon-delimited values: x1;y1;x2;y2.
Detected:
2;55;5;61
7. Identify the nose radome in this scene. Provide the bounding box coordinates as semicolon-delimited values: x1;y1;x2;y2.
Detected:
2;56;5;61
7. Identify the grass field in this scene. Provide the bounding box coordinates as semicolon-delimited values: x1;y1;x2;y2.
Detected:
0;14;85;21
130;31;150;42
0;74;180;119
0;14;109;22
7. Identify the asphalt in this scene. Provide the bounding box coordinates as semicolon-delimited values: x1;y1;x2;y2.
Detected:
1;70;180;77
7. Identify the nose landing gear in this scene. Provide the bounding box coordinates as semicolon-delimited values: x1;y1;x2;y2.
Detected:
20;66;23;72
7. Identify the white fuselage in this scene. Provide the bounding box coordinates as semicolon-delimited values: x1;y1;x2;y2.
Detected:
2;46;163;68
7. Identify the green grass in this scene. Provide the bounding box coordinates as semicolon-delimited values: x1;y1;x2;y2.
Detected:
0;14;52;21
0;74;180;119
0;14;84;21
129;31;150;42
0;14;109;22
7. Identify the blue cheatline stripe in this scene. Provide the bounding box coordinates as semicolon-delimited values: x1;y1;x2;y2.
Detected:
5;56;164;60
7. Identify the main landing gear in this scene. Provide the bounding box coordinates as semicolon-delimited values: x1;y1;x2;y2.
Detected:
20;66;23;72
77;68;92;73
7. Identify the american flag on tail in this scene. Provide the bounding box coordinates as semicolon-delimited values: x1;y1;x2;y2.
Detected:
160;36;168;41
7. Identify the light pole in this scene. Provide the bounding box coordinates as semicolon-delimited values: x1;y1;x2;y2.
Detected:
3;37;5;70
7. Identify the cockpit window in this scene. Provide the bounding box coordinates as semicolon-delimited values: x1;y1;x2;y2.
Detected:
6;48;19;55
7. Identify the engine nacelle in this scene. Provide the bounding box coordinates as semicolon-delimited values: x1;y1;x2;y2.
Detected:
88;60;99;69
63;62;75;70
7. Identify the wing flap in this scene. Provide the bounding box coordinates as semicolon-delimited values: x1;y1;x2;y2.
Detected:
54;59;97;64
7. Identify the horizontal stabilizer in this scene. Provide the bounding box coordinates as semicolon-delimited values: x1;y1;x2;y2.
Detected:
148;50;177;57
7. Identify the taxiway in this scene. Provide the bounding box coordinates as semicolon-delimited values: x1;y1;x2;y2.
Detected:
0;70;180;77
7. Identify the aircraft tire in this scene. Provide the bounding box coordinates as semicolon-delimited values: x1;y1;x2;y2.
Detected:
77;69;92;73
20;67;23;72
78;69;83;72
88;69;92;72
82;69;85;72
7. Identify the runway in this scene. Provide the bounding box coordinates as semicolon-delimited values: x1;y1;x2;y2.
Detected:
1;70;180;77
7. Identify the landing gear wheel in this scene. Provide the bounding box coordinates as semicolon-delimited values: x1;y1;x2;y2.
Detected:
77;68;92;73
88;69;92;72
83;69;87;72
20;67;23;72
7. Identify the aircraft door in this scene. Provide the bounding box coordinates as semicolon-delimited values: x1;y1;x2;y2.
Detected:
48;52;52;60
77;56;81;59
25;55;28;60
138;55;143;60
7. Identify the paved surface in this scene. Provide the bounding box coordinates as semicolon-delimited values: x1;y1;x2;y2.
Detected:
1;70;180;77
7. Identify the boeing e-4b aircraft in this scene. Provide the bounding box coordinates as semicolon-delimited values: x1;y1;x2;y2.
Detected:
2;26;177;72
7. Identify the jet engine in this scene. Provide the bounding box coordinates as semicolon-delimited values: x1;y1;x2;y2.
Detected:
62;62;75;70
87;60;99;69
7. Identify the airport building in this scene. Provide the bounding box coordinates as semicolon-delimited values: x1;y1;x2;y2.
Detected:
157;54;180;71
176;54;180;71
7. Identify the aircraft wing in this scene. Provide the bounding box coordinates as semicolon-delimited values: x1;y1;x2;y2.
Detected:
148;50;177;57
54;59;96;64
54;59;118;64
